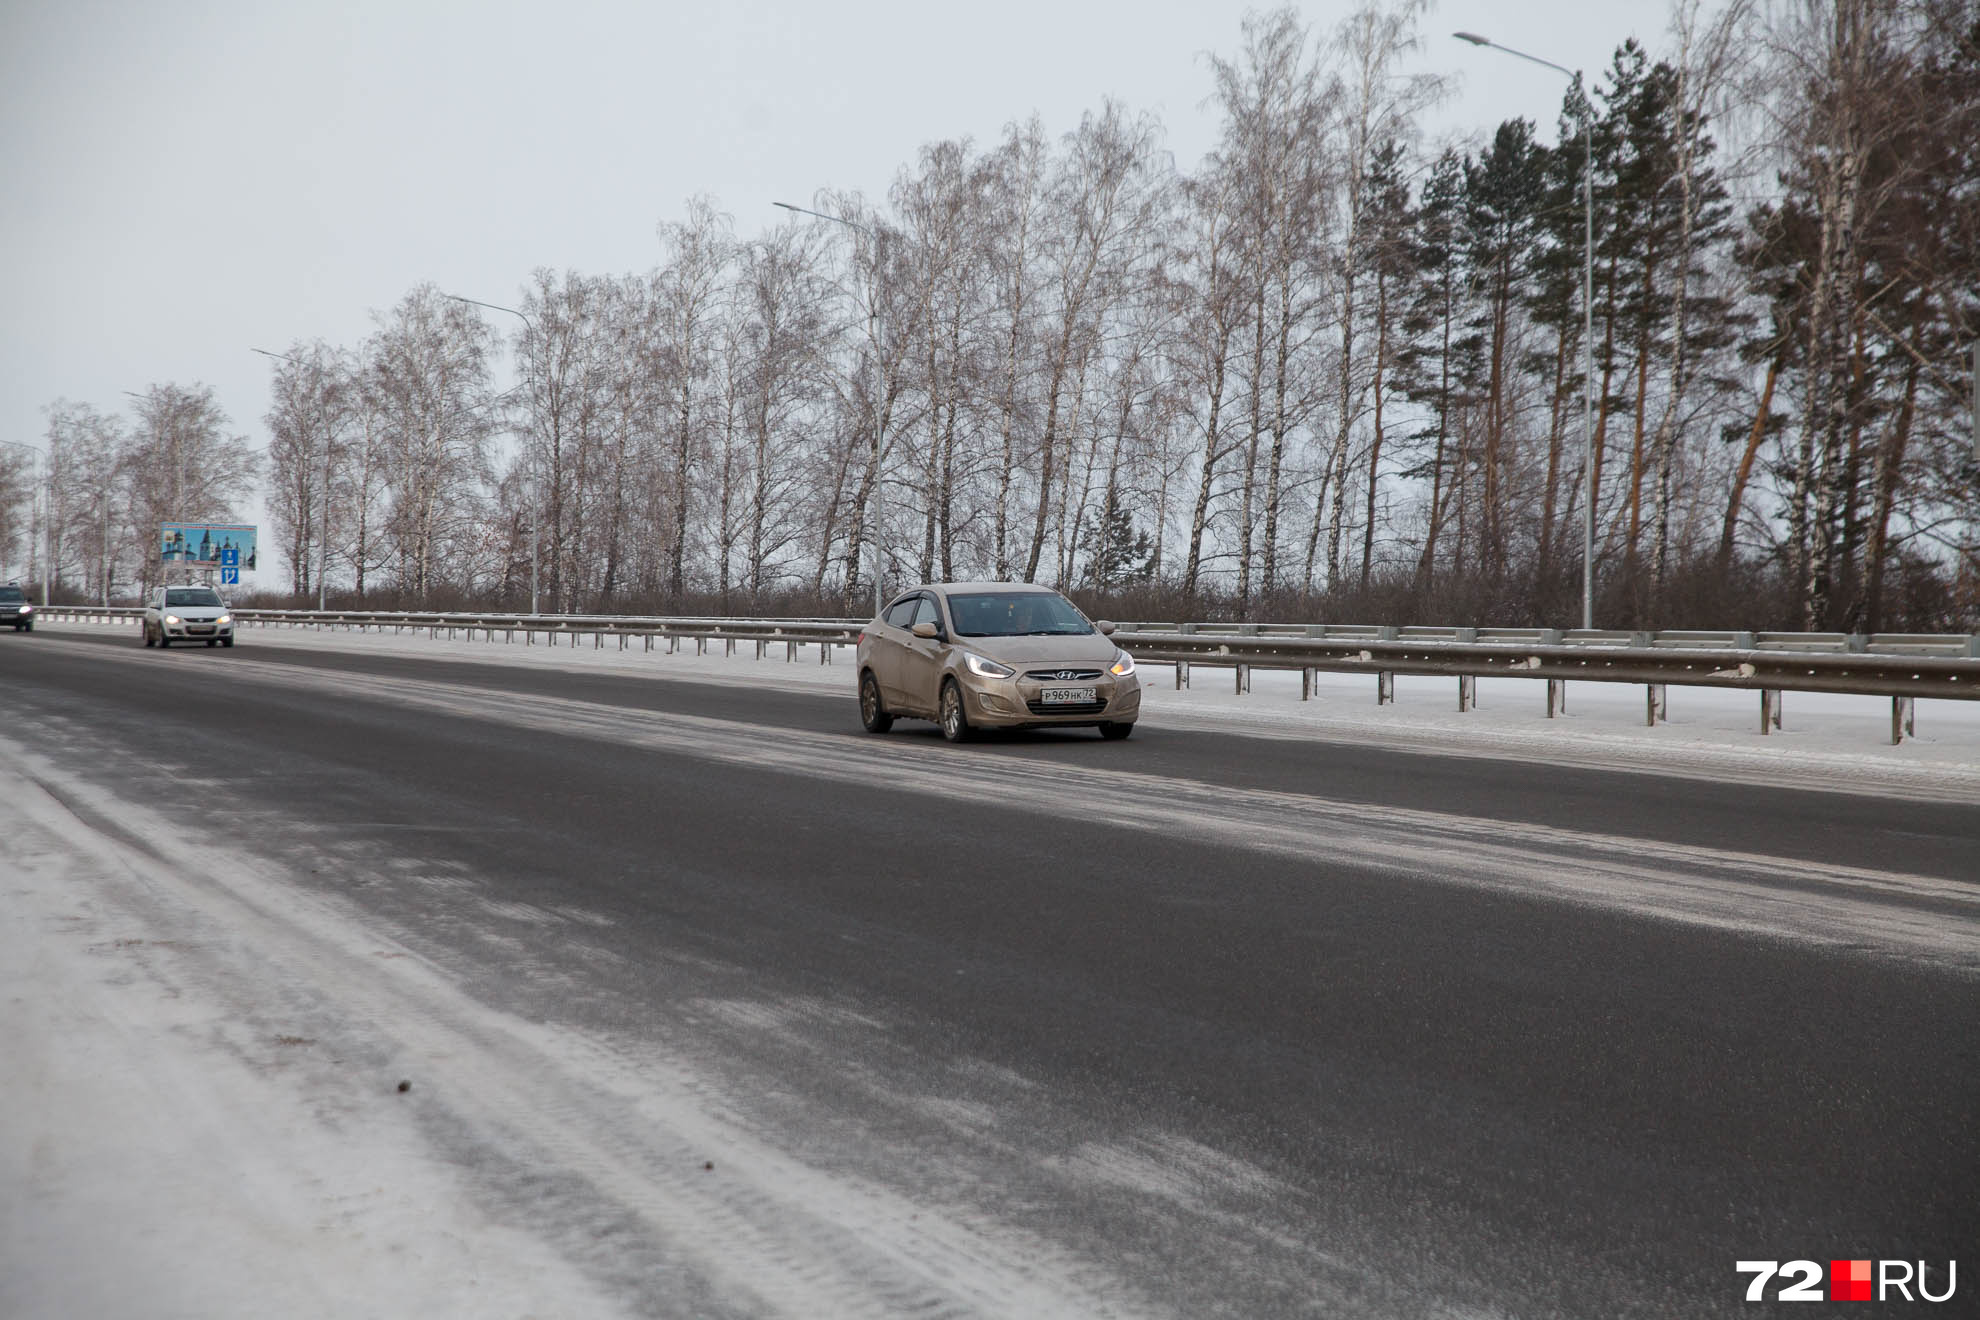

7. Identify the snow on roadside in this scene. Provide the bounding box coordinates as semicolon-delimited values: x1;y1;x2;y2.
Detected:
43;616;1980;802
0;758;624;1320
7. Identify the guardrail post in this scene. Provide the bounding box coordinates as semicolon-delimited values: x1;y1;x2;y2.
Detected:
755;639;765;660
1891;696;1915;745
1176;661;1190;690
820;641;831;665
1966;636;1979;658
1235;663;1249;695
1844;634;1868;653
1455;627;1478;644
1732;631;1755;650
1646;684;1667;726
1457;674;1475;712
695;637;706;657
1760;689;1782;734
1301;668;1315;701
1547;678;1566;717
787;641;796;661
725;638;735;657
1377;671;1394;705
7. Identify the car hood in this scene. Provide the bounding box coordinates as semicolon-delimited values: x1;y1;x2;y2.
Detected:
956;633;1122;668
165;607;228;619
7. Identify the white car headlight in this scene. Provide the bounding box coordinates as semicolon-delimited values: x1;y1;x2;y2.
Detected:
216;614;231;625
18;605;30;614
1110;649;1136;677
164;614;181;625
964;652;1015;680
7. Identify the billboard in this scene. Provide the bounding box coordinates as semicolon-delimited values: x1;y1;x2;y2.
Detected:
161;523;257;570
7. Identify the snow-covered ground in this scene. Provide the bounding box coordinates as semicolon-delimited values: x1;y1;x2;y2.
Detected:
6;618;1976;1318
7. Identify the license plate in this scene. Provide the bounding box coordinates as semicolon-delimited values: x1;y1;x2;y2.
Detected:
1040;686;1097;705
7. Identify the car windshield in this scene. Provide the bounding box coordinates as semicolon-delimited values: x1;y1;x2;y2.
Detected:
947;591;1093;638
0;586;23;602
166;588;223;607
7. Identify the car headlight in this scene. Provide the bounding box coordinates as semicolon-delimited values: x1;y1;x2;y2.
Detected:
18;605;30;614
964;652;1015;679
1110;649;1136;677
164;614;181;625
216;614;231;625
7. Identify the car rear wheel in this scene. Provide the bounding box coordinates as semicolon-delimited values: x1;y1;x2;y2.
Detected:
859;671;893;733
939;679;973;743
1098;721;1135;741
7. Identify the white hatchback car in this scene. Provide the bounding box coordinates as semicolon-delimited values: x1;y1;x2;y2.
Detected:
143;585;235;648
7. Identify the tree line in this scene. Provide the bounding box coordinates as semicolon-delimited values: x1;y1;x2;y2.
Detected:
6;0;1976;630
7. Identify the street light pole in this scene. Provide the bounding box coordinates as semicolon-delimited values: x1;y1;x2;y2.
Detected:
0;439;50;607
253;347;334;610
1456;32;1597;631
446;295;541;614
775;199;888;618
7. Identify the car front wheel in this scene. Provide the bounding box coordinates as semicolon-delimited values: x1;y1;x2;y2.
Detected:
1098;721;1135;741
940;679;973;743
143;624;154;647
859;671;893;733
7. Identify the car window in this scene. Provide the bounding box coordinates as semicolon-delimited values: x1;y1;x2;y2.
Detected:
165;588;224;607
884;597;919;628
910;597;941;630
947;591;1093;638
0;586;23;602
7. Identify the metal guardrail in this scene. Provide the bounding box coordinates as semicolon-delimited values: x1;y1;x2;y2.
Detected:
33;606;1978;743
1112;621;1980;658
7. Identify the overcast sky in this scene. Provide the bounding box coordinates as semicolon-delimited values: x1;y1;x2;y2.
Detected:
1;0;1675;586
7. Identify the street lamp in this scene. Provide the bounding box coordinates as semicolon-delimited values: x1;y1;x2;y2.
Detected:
446;294;541;614
253;348;335;610
1456;32;1597;631
775;199;888;618
0;439;50;607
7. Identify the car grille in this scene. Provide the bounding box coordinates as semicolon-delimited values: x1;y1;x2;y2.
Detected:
1024;668;1104;682
1025;699;1109;716
187;625;215;634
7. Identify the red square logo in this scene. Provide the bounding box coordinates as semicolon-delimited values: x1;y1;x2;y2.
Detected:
1831;1259;1872;1301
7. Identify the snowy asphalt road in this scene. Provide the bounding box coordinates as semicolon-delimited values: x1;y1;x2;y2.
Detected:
5;628;1977;1317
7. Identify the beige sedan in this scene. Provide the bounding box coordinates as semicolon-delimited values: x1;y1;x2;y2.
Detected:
856;582;1140;741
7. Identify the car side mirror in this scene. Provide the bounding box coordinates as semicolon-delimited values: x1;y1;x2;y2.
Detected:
911;621;940;640
1096;620;1117;636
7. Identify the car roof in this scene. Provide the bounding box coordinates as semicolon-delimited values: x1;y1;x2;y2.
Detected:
922;581;1059;596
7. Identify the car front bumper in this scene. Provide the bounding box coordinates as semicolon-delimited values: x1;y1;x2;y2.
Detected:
962;673;1141;728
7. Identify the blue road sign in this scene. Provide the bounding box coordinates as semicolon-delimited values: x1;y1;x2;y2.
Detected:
220;545;239;567
221;566;240;585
